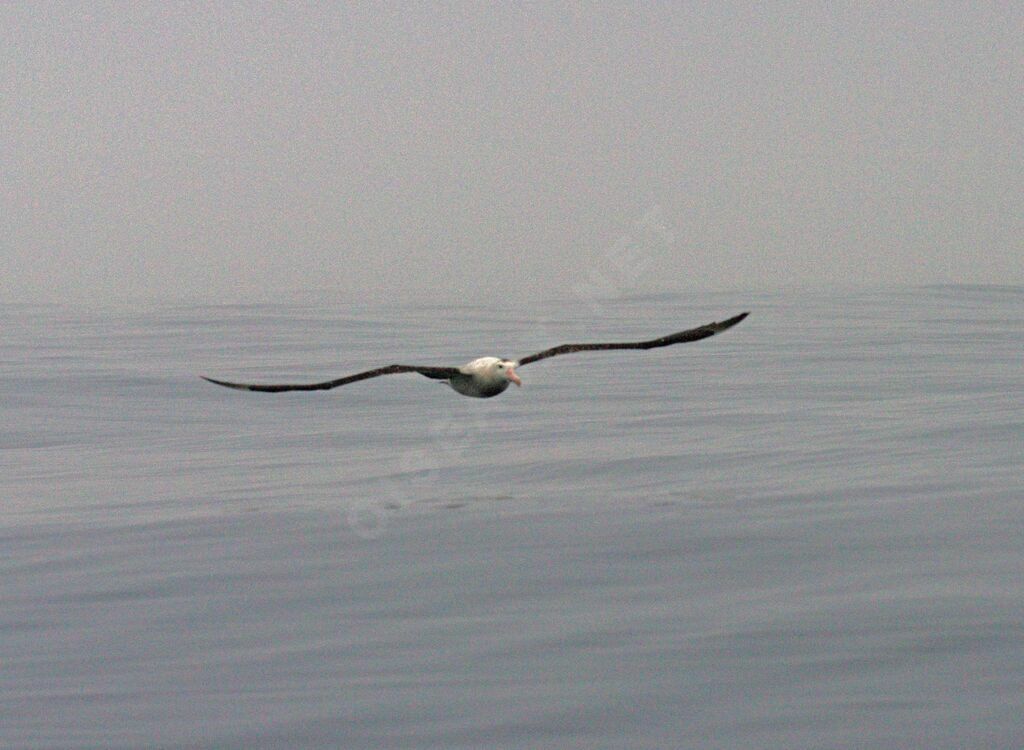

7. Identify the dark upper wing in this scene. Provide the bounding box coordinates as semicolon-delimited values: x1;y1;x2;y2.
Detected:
516;312;749;367
200;364;460;393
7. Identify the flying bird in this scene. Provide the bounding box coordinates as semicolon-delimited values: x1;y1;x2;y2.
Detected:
201;311;749;399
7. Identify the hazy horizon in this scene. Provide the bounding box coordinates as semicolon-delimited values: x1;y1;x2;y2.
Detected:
3;3;1022;306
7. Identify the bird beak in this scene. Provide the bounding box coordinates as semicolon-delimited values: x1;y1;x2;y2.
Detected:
508;368;522;386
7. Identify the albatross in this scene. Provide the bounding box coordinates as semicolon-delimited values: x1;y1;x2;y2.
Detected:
201;311;748;399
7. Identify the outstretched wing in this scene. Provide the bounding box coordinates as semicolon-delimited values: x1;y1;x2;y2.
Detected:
516;312;749;367
201;364;460;393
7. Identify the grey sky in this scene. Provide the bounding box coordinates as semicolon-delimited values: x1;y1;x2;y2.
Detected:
3;3;1021;305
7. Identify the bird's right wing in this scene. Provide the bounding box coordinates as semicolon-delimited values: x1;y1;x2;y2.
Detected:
201;364;460;393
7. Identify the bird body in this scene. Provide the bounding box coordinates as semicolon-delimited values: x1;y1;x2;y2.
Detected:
201;312;748;399
449;357;521;398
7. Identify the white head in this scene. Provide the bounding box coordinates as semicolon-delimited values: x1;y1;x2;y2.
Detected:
464;356;522;387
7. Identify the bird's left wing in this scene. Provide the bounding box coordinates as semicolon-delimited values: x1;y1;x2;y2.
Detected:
201;364;460;393
516;312;749;367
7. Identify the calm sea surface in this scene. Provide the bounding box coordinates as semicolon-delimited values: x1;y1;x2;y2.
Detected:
1;286;1022;749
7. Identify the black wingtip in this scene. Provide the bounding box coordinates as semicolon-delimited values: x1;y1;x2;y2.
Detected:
717;311;750;331
200;375;249;391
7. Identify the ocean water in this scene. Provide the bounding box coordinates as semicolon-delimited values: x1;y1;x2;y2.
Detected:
1;286;1021;749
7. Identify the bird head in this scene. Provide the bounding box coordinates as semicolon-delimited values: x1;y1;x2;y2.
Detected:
462;356;522;389
494;359;522;387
